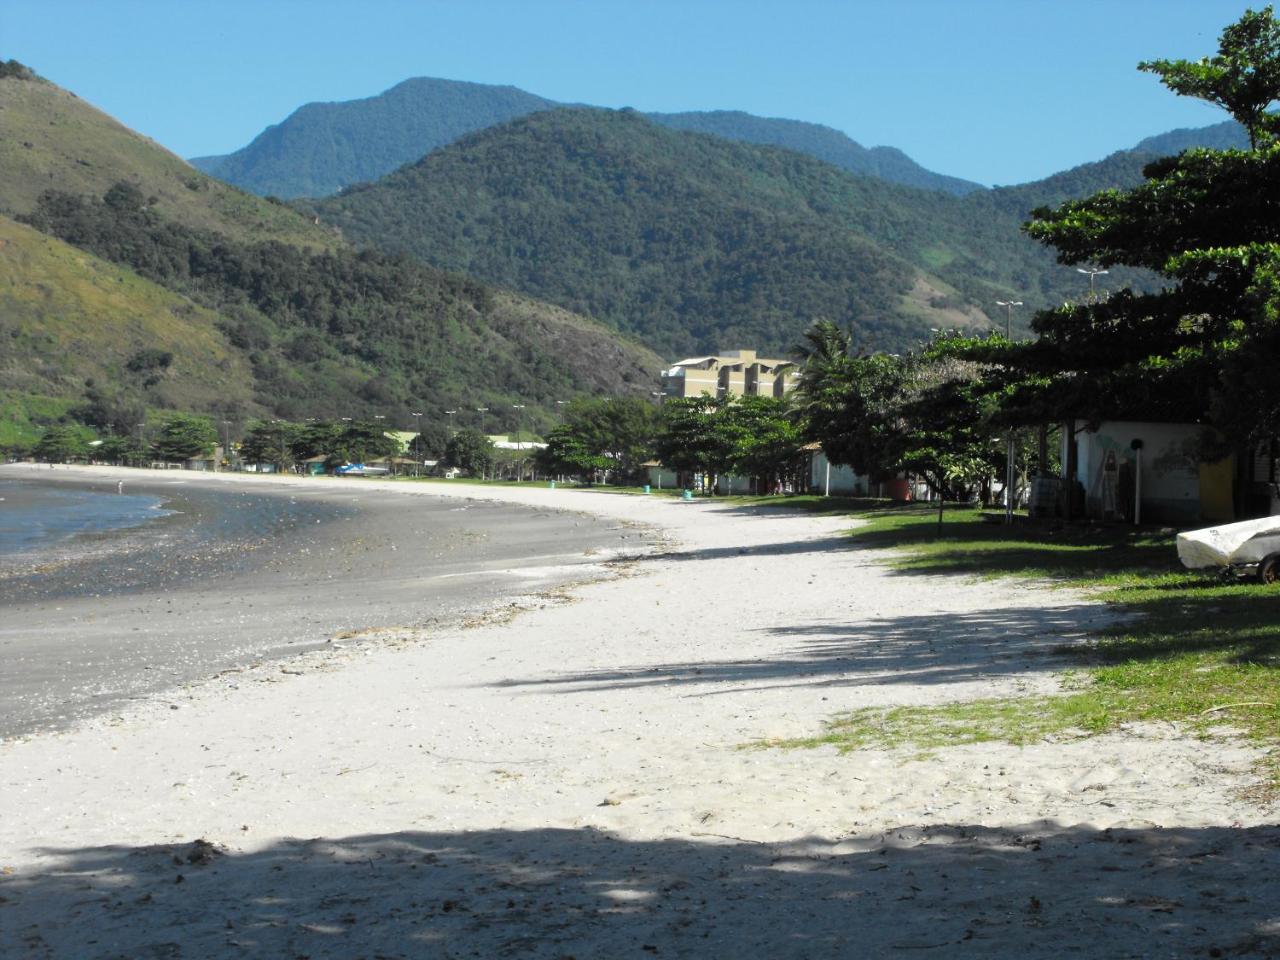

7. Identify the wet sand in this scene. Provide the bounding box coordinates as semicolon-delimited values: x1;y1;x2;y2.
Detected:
0;465;655;739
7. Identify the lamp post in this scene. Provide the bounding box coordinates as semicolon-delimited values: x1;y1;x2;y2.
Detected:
512;404;526;481
221;420;232;472
996;300;1023;524
410;412;422;477
1077;266;1109;299
445;409;457;436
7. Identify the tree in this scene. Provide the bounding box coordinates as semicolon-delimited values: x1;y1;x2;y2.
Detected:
152;414;216;462
96;433;149;466
241;420;302;469
444;428;494;478
33;425;88;463
1139;5;1280;148
536;425;610;482
1013;6;1280;458
726;395;808;492
559;397;658;482
654;396;738;491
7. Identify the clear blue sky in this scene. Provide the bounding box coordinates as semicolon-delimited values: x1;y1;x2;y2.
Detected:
4;0;1257;186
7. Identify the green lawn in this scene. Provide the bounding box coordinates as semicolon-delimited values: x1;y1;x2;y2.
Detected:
773;504;1280;787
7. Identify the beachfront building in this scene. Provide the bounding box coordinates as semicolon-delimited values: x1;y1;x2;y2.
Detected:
660;350;798;400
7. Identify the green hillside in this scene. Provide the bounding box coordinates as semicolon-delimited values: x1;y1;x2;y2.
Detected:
0;67;332;248
189;76;983;200
17;183;664;425
647;110;984;196
309;108;1102;356
0;66;667;433
0;214;257;414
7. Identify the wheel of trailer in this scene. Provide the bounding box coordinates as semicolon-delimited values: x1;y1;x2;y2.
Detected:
1260;554;1280;586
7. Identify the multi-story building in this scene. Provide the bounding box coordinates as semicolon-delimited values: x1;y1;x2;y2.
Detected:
660;349;797;399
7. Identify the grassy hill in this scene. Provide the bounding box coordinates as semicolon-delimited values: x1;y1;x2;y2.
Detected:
0;67;666;437
0;68;332;248
0;214;257;414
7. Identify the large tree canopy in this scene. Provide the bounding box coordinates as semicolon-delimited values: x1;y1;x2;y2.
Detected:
982;7;1280;451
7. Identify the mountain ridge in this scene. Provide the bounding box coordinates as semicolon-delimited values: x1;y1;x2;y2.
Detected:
189;76;985;199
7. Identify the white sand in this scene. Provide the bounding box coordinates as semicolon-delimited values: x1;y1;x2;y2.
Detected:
2;466;1276;958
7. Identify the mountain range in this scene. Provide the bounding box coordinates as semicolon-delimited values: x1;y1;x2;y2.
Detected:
190;77;986;200
303;106;1169;357
0;67;662;441
0;63;1249;444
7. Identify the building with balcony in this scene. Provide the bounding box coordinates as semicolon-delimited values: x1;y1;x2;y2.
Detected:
660;349;797;399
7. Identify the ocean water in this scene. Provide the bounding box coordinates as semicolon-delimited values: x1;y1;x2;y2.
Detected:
0;477;171;558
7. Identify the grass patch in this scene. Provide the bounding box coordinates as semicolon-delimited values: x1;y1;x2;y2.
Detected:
770;503;1280;781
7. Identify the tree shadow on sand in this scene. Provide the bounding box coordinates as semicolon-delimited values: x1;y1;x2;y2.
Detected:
496;604;1115;696
4;822;1278;958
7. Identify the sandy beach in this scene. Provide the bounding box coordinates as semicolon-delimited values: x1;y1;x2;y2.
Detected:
1;464;1276;958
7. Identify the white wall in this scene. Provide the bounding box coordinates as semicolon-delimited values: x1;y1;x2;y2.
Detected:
809;451;867;496
1073;421;1201;523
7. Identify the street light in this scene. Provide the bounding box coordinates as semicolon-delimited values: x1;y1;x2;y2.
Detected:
512;404;526;481
1077;266;1109;298
995;300;1022;524
445;409;457;435
410;412;423;477
221;420;232;472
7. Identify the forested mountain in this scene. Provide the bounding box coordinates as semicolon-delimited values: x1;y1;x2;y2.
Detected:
646;111;983;196
189;76;984;199
191;78;557;199
0;67;664;435
308;108;1146;357
1132;119;1248;155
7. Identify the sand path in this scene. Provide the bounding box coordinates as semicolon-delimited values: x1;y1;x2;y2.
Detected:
2;468;1276;958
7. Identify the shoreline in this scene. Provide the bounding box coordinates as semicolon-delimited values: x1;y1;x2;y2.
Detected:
2;463;1276;957
0;463;657;739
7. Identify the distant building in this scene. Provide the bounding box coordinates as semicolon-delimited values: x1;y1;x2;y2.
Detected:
661;349;797;399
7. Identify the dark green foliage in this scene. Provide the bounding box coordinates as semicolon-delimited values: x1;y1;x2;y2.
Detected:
412;421;451;460
309;109;1191;358
18;183;652;421
95;433;149;466
72;380;147;436
1139;5;1280;148
33;424;87;462
536;426;611;482
152;413;216;461
977;7;1280;458
648;110;983;196
652;394;807;492
444;428;494;477
556;397;658;481
240;420;301;467
0;60;41;82
124;348;174;388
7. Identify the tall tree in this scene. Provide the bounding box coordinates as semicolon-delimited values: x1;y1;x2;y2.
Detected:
993;6;1280;458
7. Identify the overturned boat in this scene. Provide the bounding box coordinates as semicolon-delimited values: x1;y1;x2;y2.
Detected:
1176;516;1280;584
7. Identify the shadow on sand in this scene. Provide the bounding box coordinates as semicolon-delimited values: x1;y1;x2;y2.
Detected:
496;604;1114;696
4;822;1278;958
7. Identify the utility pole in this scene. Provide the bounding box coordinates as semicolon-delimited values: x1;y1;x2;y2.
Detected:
996;300;1023;524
